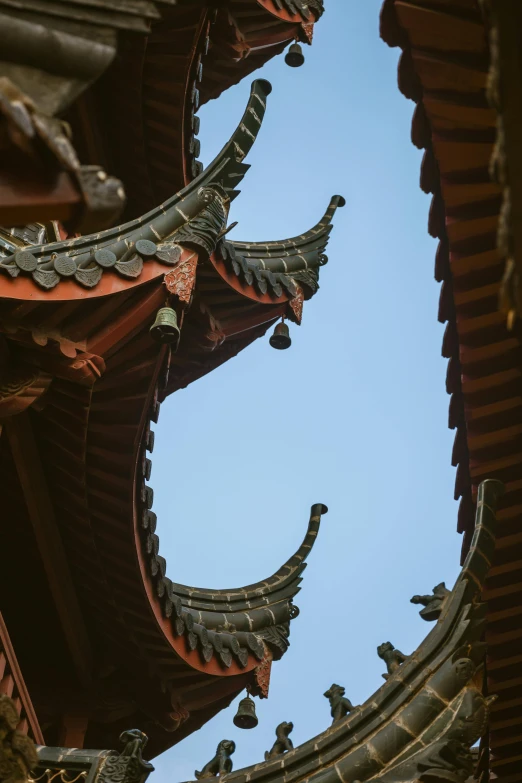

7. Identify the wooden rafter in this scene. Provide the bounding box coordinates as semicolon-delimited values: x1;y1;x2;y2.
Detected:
6;412;92;689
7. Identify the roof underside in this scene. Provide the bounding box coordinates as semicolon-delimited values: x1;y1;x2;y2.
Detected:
67;0;322;221
0;77;340;756
380;0;522;778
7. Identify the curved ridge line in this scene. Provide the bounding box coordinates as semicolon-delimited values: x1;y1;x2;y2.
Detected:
229;195;345;256
171;503;327;606
0;80;272;264
211;479;503;783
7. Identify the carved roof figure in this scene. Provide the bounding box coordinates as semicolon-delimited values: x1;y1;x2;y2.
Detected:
164;479;501;783
411;582;450;622
27;480;503;783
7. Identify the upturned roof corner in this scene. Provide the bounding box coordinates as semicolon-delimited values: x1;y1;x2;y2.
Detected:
217;196;345;301
140;488;328;670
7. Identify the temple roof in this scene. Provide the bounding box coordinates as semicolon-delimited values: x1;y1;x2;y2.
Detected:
380;1;522;778
181;479;502;783
218;196;345;300
142;503;327;667
30;480;504;783
0;78;341;755
0;1;327;228
68;0;326;221
0;79;272;294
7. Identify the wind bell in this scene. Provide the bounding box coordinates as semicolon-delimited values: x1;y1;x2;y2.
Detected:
233;691;258;729
285;42;305;68
269;318;291;350
150;303;181;347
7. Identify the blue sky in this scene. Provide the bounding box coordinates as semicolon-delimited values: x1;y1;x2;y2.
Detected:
152;0;462;778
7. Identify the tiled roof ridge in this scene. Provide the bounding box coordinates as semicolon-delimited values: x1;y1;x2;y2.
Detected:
0;79;272;292
180;480;503;783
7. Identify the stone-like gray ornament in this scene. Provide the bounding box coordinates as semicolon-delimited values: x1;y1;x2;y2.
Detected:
324;684;355;724
265;722;294;760
195;740;235;779
53;254;77;276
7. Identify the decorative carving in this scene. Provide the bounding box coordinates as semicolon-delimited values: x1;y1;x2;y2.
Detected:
97;729;154;783
0;79;272;290
194;740;235;780
168;703;190;732
300;22;315;44
0;364;51;416
253;656;272;699
164;254;198;306
411;582;450;622
257;624;290;658
291;266;323;297
264;722;293;760
377;641;407;680
288;285;304;324
193;481;502;783
173;188;228;256
323;684;354;725
156;244;182;267
0;695;38;783
413;666;495;783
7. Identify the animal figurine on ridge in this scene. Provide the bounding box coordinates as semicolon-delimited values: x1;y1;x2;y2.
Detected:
323;684;355;724
410;582;450;622
195;740;236;779
264;722;294;760
377;642;407;680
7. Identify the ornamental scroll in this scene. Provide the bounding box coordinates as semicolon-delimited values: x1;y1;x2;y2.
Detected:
287;285;304;325
164;252;198;307
253;656;272;699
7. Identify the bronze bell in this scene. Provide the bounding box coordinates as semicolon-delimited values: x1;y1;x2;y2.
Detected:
150;306;181;346
285;43;305;67
233;695;258;729
269;320;291;350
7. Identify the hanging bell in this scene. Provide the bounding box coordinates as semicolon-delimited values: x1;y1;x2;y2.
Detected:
233;695;258;729
285;43;305;68
150;306;181;346
269;320;291;350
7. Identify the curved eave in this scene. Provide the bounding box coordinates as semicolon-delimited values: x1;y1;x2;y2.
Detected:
189;480;503;783
171;503;327;611
0;80;271;299
136;349;325;673
213;196;345;302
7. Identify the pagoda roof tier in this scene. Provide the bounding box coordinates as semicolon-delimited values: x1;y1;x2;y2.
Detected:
68;1;325;221
178;480;502;783
0;1;326;226
0;80;340;756
380;1;522;778
218;195;345;302
169;503;326;618
26;481;501;783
